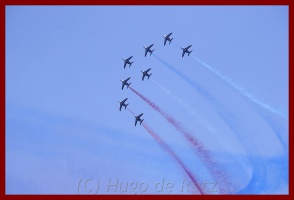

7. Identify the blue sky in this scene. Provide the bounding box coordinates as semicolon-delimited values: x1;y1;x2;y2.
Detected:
6;6;288;194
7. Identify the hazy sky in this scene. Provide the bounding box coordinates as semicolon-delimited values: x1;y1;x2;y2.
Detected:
6;6;288;194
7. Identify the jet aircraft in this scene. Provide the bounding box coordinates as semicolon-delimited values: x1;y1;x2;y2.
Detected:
118;98;128;111
181;45;193;57
122;56;133;69
163;32;173;46
144;44;154;57
134;113;144;126
121;77;131;90
141;68;152;81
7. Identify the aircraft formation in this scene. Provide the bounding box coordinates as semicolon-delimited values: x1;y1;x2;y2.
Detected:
118;32;193;126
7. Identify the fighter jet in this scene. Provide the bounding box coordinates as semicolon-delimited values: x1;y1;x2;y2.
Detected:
118;98;129;111
141;68;152;81
122;56;133;69
163;32;173;46
134;113;144;126
144;44;154;57
181;45;193;57
121;77;131;90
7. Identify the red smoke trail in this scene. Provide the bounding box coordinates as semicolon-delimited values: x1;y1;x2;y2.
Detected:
127;107;135;115
126;107;204;194
142;122;204;194
130;87;230;193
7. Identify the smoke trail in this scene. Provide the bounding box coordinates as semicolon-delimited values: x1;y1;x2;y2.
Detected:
191;55;287;120
172;43;181;49
154;54;287;193
126;108;204;194
152;54;270;193
152;54;236;128
129;86;231;193
127;107;135;115
151;78;216;134
192;55;288;192
188;55;289;190
250;102;288;152
151;78;197;115
142;122;204;194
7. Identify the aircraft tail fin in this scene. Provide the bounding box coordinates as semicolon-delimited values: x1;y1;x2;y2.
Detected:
150;50;154;55
188;50;193;56
170;38;173;44
130;61;133;67
125;104;129;109
127;83;131;89
140;119;144;125
148;74;152;79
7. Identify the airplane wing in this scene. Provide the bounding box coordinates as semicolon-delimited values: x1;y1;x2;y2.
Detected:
122;82;125;90
138;113;143;118
123;98;128;103
145;49;147;57
119;103;123;111
182;50;185;57
135;119;138;126
142;74;145;81
167;32;172;37
124;62;127;69
127;56;133;61
146;68;151;73
125;77;130;82
186;45;192;49
148;44;154;48
164;38;167;46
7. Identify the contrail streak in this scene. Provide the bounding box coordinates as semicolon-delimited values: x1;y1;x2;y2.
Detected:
172;43;181;49
129;87;230;193
190;55;288;153
151;78;197;115
191;55;287;120
142;122;204;194
152;54;267;193
152;54;240;133
151;78;216;134
127;107;135;115
127;108;204;194
153;54;289;193
188;55;288;165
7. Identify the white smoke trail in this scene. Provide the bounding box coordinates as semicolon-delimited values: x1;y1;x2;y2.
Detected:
191;55;287;120
172;43;180;49
151;78;216;134
153;53;288;194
